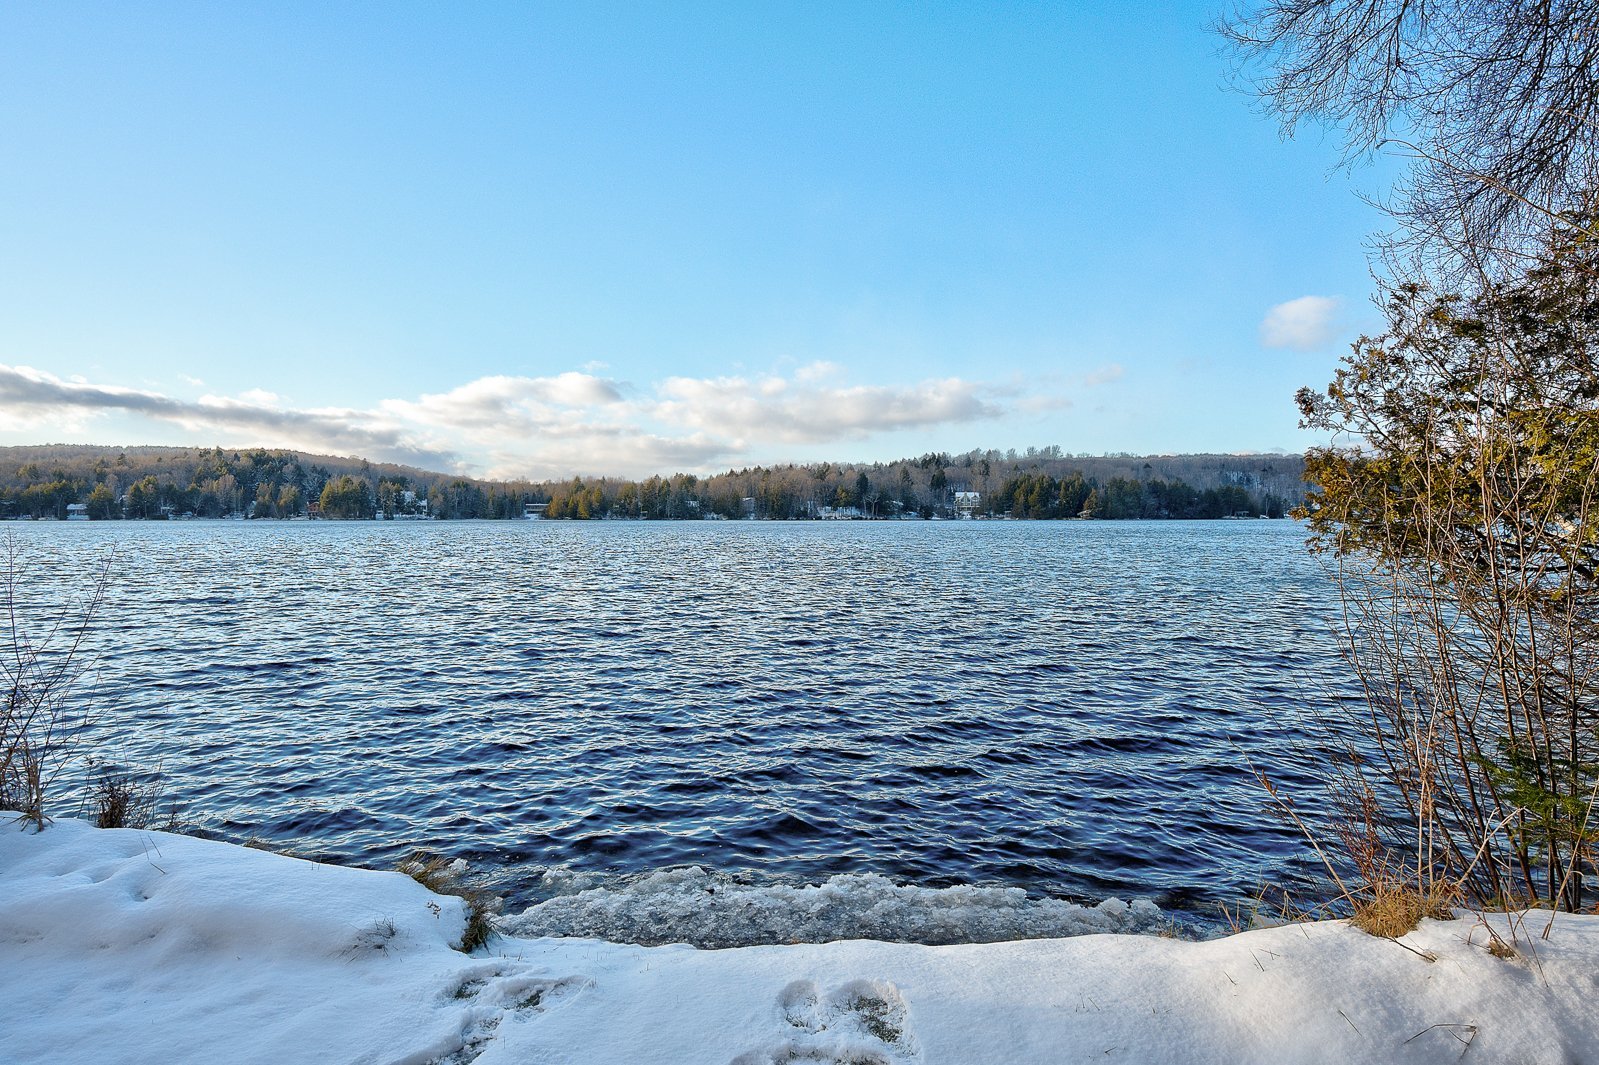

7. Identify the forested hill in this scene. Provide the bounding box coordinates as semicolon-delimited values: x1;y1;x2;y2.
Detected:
0;444;1306;521
0;444;526;520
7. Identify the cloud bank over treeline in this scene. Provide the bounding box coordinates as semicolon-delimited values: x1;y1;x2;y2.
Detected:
0;361;1111;481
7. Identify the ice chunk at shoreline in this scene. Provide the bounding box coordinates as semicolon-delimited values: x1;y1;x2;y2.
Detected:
500;866;1164;948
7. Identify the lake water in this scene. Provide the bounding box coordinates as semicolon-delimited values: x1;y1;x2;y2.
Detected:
11;519;1358;941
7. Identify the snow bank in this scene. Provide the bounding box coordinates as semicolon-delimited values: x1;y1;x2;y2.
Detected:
502;866;1165;947
0;817;470;959
4;818;1598;1065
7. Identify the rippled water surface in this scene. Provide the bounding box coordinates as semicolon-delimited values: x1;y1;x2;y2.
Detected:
14;520;1356;932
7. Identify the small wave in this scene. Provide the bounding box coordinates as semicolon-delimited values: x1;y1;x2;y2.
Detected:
498;867;1165;949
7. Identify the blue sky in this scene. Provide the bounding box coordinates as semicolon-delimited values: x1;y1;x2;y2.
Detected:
0;1;1394;478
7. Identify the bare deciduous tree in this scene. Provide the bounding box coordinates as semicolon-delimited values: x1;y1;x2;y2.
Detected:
0;540;109;826
1222;0;1599;278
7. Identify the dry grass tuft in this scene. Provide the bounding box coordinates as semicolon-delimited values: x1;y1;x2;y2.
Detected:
1255;756;1468;941
1484;932;1518;958
398;851;497;952
1349;877;1459;938
87;760;178;830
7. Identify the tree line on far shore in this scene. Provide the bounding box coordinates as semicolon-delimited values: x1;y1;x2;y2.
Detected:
0;443;1302;521
0;446;529;521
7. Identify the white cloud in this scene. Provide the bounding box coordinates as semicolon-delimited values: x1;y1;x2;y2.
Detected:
0;361;1064;479
651;373;1005;445
383;373;624;433
1259;295;1342;351
0;363;459;470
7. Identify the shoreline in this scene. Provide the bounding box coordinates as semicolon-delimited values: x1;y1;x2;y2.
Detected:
4;817;1595;1064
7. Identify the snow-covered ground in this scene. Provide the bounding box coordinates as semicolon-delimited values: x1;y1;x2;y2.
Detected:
3;819;1597;1065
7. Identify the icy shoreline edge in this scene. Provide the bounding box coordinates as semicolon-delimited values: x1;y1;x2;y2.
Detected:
4;818;1596;1065
502;864;1167;949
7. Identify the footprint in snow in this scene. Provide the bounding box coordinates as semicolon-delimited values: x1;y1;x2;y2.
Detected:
427;965;590;1065
732;978;920;1065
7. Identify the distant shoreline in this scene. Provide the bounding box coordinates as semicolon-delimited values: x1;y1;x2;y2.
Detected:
0;443;1303;521
2;512;1296;523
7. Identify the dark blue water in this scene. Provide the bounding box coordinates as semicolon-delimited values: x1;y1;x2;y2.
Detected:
10;519;1356;931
